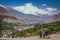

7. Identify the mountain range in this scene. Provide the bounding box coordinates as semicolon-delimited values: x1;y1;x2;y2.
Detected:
0;6;24;24
0;6;60;24
46;12;60;23
6;7;51;24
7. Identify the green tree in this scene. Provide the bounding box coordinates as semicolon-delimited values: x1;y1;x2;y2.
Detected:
0;16;3;37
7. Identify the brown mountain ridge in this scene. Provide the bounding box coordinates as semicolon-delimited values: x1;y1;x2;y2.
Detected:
0;6;24;23
46;12;60;23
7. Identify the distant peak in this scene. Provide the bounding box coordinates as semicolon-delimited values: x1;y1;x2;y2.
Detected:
0;4;4;7
0;4;7;9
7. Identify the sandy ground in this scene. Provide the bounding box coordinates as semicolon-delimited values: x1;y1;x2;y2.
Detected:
0;33;60;40
20;33;60;40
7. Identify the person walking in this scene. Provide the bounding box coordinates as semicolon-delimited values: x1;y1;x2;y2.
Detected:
40;28;45;38
45;28;49;39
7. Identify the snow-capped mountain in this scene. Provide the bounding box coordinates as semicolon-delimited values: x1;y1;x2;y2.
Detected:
6;7;52;24
0;5;52;24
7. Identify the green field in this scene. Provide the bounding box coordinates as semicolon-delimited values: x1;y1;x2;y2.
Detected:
0;20;60;37
15;21;60;37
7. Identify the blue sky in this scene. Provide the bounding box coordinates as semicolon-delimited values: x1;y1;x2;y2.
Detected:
0;0;60;9
0;0;60;15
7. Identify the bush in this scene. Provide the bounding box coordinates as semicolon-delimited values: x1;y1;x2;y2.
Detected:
15;21;60;37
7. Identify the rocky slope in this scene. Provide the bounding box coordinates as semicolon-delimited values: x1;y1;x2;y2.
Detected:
7;7;51;24
0;6;24;23
46;12;60;23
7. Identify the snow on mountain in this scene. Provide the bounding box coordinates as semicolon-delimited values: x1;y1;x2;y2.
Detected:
6;7;52;24
12;3;58;16
0;4;52;24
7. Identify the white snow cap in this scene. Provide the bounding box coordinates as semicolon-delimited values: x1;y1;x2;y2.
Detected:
0;4;7;9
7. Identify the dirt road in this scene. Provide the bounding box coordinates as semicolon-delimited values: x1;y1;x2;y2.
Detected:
0;34;60;40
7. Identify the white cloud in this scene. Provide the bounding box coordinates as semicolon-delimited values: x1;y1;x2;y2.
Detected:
46;7;58;15
47;7;57;12
12;3;48;15
42;4;46;6
12;3;59;15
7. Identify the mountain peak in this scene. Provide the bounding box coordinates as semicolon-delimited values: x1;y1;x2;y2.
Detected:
0;4;6;9
0;6;13;17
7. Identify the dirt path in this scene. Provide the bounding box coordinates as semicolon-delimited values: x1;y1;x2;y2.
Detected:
20;33;60;40
20;36;60;40
0;34;60;40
